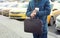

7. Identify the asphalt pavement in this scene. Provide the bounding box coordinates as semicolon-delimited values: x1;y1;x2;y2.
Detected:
0;15;60;38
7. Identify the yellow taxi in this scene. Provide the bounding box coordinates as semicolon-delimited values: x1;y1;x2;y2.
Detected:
47;1;60;25
9;8;27;19
9;2;28;19
47;10;60;25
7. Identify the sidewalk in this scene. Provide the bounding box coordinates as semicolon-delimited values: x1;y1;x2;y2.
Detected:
0;22;57;38
48;32;57;38
0;15;58;38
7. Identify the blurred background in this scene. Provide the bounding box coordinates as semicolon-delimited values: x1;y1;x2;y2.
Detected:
0;0;60;38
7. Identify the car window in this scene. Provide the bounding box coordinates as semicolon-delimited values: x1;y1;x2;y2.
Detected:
18;4;28;8
58;1;60;3
55;0;60;3
11;4;18;7
8;4;18;8
18;3;28;8
4;4;9;7
21;4;28;8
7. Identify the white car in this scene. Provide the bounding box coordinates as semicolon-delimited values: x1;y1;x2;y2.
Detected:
56;15;60;31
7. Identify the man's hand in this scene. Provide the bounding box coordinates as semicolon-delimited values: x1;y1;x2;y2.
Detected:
30;10;37;18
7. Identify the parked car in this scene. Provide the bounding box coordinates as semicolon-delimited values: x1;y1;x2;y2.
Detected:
0;3;5;15
2;2;18;17
47;0;60;26
56;15;60;31
2;2;11;16
9;2;28;19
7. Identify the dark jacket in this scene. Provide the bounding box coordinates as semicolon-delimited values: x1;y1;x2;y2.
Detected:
26;0;51;33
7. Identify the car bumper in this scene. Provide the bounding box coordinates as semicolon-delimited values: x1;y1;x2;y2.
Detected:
10;17;26;19
9;14;26;19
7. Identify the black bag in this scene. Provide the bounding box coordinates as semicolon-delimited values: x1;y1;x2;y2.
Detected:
24;18;43;34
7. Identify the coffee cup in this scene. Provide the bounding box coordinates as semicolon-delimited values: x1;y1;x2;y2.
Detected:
35;8;39;11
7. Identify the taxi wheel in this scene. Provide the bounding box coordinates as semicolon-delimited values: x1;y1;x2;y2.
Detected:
50;16;55;26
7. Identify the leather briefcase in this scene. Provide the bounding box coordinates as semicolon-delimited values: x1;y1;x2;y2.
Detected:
24;18;43;34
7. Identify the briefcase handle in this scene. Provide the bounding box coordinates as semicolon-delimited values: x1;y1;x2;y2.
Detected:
26;17;40;20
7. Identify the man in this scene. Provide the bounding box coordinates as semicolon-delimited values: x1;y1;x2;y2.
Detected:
26;0;51;38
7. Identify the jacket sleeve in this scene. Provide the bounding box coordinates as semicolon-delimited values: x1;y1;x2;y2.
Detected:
37;0;51;17
26;2;32;17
